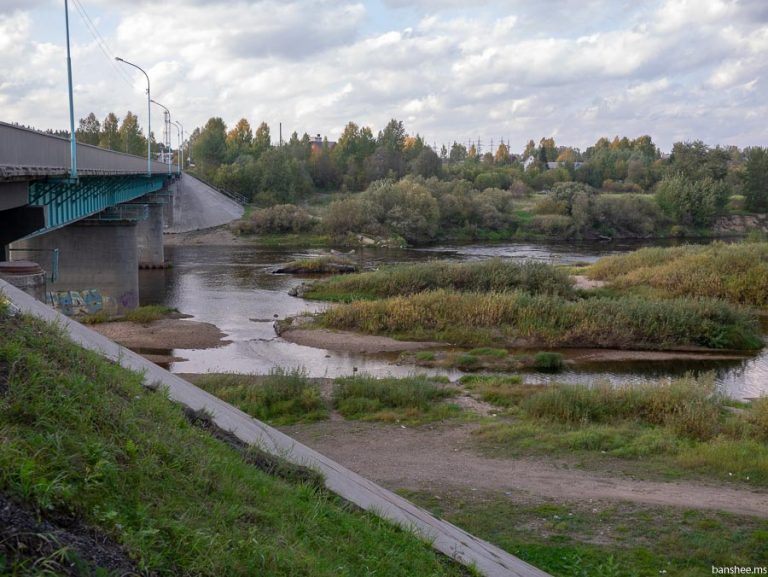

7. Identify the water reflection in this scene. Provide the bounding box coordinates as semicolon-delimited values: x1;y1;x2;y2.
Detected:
139;241;767;401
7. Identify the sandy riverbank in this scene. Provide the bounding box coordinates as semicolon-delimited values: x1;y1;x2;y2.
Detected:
163;224;246;247
90;318;230;351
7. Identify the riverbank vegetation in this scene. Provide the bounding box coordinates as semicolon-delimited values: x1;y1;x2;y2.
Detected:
193;369;328;425
274;254;358;274
69;112;768;244
79;304;178;325
304;259;574;301
334;375;460;423
588;241;768;306
472;374;768;487
318;290;762;350
0;306;468;576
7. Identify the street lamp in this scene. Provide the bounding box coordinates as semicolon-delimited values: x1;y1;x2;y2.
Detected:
64;0;77;179
173;120;184;176
115;56;151;176
150;99;172;176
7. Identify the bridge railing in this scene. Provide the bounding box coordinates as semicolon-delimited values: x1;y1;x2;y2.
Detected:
0;120;171;179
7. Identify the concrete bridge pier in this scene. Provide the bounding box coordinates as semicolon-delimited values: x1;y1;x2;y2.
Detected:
11;220;139;316
163;180;177;229
136;202;165;268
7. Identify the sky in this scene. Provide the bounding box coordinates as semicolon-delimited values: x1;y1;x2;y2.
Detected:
1;0;767;154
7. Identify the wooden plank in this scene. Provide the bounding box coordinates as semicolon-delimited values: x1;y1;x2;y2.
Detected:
0;279;552;577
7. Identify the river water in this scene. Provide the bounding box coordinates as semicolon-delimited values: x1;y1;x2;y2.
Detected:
139;240;768;401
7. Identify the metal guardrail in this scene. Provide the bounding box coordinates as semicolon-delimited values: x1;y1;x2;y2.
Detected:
0;120;170;178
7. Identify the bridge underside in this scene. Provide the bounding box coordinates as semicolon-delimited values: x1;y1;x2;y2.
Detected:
0;174;168;247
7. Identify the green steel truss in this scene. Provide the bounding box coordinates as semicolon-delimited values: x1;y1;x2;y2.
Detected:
27;175;167;236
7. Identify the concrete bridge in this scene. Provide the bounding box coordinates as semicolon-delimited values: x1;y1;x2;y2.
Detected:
0;120;243;315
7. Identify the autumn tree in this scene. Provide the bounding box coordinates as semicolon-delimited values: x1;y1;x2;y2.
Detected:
99;112;121;151
252;122;271;158
118;111;146;156
190;117;227;177
226;118;253;161
76;113;100;146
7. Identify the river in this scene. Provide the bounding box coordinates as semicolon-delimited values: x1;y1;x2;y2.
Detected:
138;240;767;401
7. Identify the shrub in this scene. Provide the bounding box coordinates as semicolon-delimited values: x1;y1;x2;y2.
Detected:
529;214;573;236
655;173;729;227
249;204;315;234
532;352;563;371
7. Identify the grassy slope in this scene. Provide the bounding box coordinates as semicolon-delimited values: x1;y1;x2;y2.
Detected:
0;307;467;577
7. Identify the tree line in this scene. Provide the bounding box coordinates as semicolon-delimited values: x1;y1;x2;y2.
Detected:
66;112;768;234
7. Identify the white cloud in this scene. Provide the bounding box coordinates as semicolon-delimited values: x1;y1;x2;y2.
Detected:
2;0;768;153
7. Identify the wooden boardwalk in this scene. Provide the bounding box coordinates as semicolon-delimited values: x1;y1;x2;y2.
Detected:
1;280;552;577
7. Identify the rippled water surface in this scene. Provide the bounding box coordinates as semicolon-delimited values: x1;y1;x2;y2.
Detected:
139;240;767;401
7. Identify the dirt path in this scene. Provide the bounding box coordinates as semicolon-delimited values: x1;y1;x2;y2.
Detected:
280;420;768;518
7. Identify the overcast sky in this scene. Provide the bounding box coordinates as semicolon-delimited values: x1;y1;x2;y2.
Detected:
1;0;767;153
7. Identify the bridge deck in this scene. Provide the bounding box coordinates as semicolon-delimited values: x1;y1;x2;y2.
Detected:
0;120;170;179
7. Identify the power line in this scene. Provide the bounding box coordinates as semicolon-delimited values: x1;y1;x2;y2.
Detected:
71;0;135;90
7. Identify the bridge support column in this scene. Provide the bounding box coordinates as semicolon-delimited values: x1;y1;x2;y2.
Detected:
163;180;177;229
11;220;139;316
136;203;165;267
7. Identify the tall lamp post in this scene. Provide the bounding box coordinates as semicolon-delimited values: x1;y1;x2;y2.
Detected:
172;120;184;174
115;56;151;176
150;99;172;176
64;0;77;179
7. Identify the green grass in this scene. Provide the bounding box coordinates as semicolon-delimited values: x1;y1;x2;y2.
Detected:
401;489;768;577
0;309;467;576
588;241;768;307
333;374;461;423
460;375;542;409
532;352;564;371
303;259;575;302
468;347;508;358
471;375;768;486
249;233;333;247
319;289;763;350
193;369;328;425
79;305;177;325
122;305;177;324
277;255;358;274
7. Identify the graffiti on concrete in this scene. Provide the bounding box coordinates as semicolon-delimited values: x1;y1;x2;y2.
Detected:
47;289;114;316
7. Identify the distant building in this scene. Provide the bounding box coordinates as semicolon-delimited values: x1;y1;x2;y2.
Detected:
310;133;336;153
546;161;584;170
